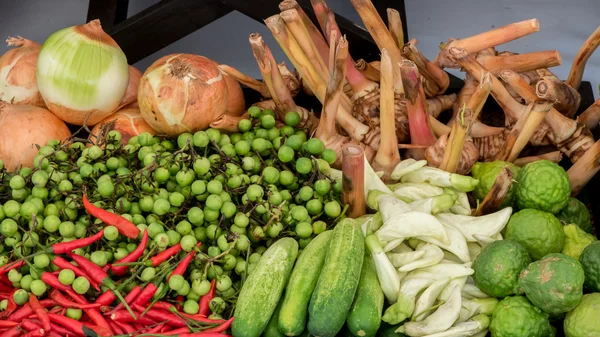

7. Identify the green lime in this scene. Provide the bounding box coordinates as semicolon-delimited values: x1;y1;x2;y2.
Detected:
518;253;584;315
504;209;565;260
564;293;600;337
562;224;596;259
489;296;553;337
516;160;570;214
472;240;531;298
556;197;592;233
579;241;600;292
471;161;520;207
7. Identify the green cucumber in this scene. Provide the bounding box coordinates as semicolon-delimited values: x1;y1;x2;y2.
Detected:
233;238;299;337
263;298;285;337
347;255;384;337
279;230;333;336
308;218;365;337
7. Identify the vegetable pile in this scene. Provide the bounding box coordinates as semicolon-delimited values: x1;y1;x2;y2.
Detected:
3;0;600;336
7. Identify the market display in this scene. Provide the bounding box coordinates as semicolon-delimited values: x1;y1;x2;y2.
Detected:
1;0;600;336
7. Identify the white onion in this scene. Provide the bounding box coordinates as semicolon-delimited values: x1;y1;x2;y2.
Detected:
0;37;45;107
138;54;245;136
0;103;71;171
36;20;129;126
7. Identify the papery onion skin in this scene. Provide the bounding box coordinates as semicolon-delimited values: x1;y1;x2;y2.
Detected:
0;37;45;107
89;107;156;145
36;19;129;126
0;103;71;171
138;53;245;136
118;66;142;109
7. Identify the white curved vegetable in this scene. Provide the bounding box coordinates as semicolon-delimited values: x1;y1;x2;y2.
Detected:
400;167;479;192
462;283;489;299
417;223;470;263
467;243;482;261
409;194;457;214
393;182;445;201
391;159;428;180
458;298;498;323
388;250;426;268
401;284;463;336
435;207;512;242
399;244;444;272
413;277;450;321
366;234;400;304
365;156;393;196
410;314;490;337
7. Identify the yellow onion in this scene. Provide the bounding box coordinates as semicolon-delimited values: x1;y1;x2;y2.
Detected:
120;66;142;109
36;20;129;126
89;107;156;145
0;103;71;171
138;54;245;136
0;37;45;107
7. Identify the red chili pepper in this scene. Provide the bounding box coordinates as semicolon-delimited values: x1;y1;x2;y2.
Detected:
130;305;186;327
0;320;18;328
67;253;135;318
2;326;22;337
147;243;182;267
20;319;42;331
113;321;135;334
178;333;233;337
132;282;159;307
48;313;93;337
50;229;105;255
0;274;13;286
198;279;217;316
111;229;149;276
167;308;225;325
40;272;71;292
83;194;140;239
109;285;141;313
175;295;185;311
158;327;190;335
86;324;113;337
101;263;111;273
107;321;124;335
143;322;166;334
28;294;51;333
202;316;234;333
63;288;113;335
7;303;31;322
47;331;62;337
0;282;13;293
168;247;198;281
49;289;102;309
52;256;100;291
111;310;155;325
94;290;116;306
0;260;25;276
50;322;74;337
0;290;17;319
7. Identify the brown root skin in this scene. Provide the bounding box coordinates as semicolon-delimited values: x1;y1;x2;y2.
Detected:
514;151;563;167
402;39;450;97
568;138;600;196
475;166;514;216
472;130;510;162
387;8;404;48
355;59;381;82
579;98;600;130
567;25;600;90
218;65;271;97
435;18;540;69
535;76;581;118
478;50;562;75
342;144;367;217
425;133;479;175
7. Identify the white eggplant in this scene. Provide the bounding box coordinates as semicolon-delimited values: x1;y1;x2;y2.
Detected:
366;234;400;304
417;223;470;263
391;159;428;180
435;208;512;242
399;244;444;272
388;250;426;268
393;183;445;201
400;167;479;193
413;277;451;321
401;284;463;336
378;196;449;244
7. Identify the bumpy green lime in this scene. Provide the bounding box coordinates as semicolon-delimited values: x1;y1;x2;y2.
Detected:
564;293;600;337
515;160;570;214
562;224;596;260
505;209;565;260
518;253;584;315
472;240;531;298
556;197;592;233
579;241;600;292
471;161;520;207
489;296;553;337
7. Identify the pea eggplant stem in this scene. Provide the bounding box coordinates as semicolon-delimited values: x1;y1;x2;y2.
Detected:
478;50;562;75
401;39;449;96
568;138;600;196
355;59;381;82
435;18;540;68
535;76;581;118
387;8;404;48
372;49;400;178
475;166;514;216
567;24;600;90
439;73;492;173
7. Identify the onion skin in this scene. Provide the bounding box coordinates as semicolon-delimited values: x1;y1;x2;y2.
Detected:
36;20;129;126
89;107;156;145
0;103;71;171
118;66;142;109
138;54;245;136
0;37;45;107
